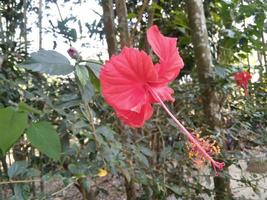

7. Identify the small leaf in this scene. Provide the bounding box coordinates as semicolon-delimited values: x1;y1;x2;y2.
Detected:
26;168;41;177
86;61;101;91
82;179;91;189
140;146;153;157
18;102;42;115
13;184;30;200
0;107;28;154
137;153;149;167
8;161;28;178
96;126;115;141
76;65;90;86
88;69;100;92
159;146;172;160
166;185;183;195
81;80;95;102
86;60;101;78
26;121;61;160
68;164;79;174
89;68;100;92
119;168;131;182
20;50;74;75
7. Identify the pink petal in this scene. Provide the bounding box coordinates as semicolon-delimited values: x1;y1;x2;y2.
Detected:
116;104;153;127
100;47;158;112
148;83;175;103
147;25;184;83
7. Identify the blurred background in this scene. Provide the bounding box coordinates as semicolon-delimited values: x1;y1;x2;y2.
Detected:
0;0;266;199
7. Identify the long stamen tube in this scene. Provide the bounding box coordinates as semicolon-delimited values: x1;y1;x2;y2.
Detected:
149;88;225;175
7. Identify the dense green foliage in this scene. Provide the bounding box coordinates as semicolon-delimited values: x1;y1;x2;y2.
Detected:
0;0;266;199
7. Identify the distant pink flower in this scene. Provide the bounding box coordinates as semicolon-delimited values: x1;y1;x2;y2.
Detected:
67;47;79;59
234;71;252;96
100;25;224;175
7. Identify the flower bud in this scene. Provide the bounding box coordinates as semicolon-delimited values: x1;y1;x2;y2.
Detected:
67;47;79;60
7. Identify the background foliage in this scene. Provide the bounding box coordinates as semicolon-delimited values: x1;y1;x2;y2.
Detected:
0;0;266;199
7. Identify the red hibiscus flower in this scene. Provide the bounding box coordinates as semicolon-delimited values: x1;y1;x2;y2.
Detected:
101;25;183;127
234;70;252;96
100;25;224;175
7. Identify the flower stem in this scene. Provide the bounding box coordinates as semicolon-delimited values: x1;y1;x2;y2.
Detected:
149;88;225;175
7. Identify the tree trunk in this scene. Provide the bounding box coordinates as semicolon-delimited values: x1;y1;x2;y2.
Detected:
102;0;117;57
116;0;129;48
186;1;233;199
186;0;221;128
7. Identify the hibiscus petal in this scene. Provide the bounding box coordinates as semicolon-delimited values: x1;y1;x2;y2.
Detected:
148;84;175;103
147;25;184;83
100;47;158;111
116;103;153;127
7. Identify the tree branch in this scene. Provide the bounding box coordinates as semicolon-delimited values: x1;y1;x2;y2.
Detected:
129;0;149;45
102;0;117;57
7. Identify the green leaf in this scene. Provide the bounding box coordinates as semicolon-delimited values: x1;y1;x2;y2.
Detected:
76;65;90;86
8;164;31;199
86;60;101;78
86;60;101;91
119;168;131;182
140;146;153;157
18;102;42;115
20;50;74;75
69;28;77;42
88;69;100;92
81;80;95;103
0;107;28;154
159;146;172;160
26;168;41;178
137;153;149;167
166;185;183;195
12;184;30;200
26;121;61;160
8;161;28;178
96;126;115;141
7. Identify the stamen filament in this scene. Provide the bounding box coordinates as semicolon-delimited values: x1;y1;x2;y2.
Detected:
149;87;225;175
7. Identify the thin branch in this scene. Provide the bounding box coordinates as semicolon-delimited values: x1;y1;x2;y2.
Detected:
55;1;64;21
0;179;41;185
54;1;72;45
262;32;267;72
0;15;4;43
91;9;102;18
51;182;74;196
23;0;28;53
84;103;97;139
38;0;43;50
129;0;149;45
